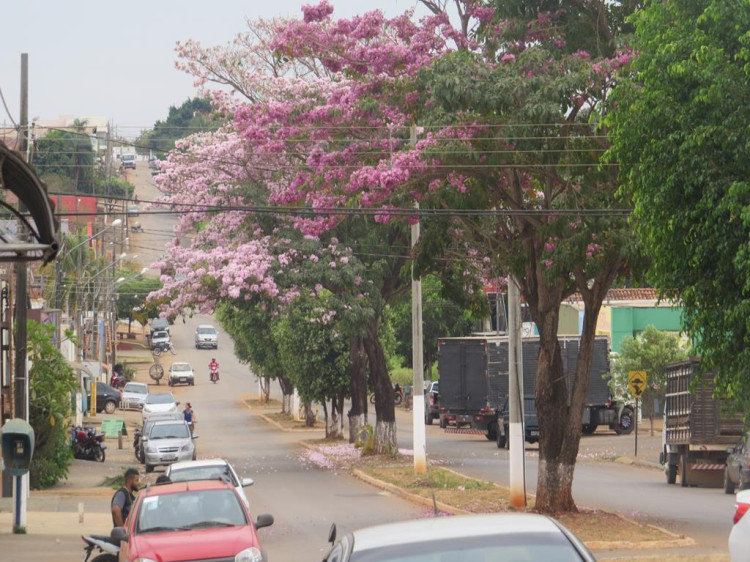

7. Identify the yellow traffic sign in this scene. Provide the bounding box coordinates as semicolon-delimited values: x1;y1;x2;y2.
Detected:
628;371;648;397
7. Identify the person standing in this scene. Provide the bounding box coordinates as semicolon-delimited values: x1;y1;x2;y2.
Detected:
111;468;139;527
183;402;196;435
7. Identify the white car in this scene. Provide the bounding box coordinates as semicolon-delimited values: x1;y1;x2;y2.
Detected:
730;489;750;561
142;392;179;421
165;459;254;508
121;382;149;409
195;324;218;349
168;362;194;387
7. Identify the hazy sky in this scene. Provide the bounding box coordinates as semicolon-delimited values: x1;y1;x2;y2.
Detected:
0;0;425;138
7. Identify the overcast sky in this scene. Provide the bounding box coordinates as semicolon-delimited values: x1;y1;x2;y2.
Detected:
0;0;425;138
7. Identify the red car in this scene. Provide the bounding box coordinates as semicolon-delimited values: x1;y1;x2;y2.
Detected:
113;479;273;562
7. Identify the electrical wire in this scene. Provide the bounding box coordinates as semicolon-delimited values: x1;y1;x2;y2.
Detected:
0;85;18;128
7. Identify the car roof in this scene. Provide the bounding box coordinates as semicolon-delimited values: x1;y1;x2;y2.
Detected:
125;382;148;388
170;362;191;367
169;459;229;471
151;419;188;427
350;514;564;552
142;479;234;497
197;324;216;328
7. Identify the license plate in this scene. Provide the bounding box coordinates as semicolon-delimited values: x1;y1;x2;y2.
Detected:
161;457;177;462
179;378;187;382
530;430;539;436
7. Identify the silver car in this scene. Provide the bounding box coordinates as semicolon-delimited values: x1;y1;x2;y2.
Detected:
323;513;596;562
121;382;149;410
195;324;219;349
143;420;197;473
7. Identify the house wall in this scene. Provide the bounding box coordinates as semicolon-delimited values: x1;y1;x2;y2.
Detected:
611;306;683;353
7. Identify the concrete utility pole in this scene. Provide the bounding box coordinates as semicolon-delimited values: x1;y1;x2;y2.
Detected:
507;275;526;507
13;52;30;531
410;123;427;474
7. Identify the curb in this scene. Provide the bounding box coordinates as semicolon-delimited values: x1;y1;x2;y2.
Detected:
243;397;322;434
301;442;695;552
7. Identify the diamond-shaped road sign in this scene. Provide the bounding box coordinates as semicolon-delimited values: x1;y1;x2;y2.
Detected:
628;371;648;397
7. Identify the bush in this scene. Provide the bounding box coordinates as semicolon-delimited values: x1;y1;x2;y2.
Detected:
29;424;73;489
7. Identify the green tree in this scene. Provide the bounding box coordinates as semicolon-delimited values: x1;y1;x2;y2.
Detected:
608;0;750;409
33;129;95;192
609;326;689;432
273;293;351;435
27;320;77;489
117;276;163;333
137;98;223;156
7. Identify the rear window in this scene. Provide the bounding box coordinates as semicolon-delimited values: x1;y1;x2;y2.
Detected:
122;154;135;161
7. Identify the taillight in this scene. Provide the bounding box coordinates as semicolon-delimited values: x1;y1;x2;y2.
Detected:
480;406;494;415
429;394;435;406
733;501;750;525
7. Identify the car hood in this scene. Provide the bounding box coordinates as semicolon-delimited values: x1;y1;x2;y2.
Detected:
132;525;258;560
146;437;192;449
123;393;146;401
144;404;177;414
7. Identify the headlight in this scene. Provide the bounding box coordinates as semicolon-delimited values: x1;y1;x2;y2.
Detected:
146;445;157;453
180;444;192;451
235;547;263;562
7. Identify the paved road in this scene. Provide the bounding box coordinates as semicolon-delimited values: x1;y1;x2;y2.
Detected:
155;314;423;561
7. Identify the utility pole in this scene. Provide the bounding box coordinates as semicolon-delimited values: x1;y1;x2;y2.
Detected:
13;52;30;532
410;123;427;474
507;275;526;507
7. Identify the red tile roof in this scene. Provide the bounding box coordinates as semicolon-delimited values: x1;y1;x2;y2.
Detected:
568;287;665;303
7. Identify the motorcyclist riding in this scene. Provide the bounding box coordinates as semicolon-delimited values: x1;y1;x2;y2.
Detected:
209;358;219;383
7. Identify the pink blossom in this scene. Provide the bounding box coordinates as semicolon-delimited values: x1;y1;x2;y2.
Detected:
501;53;515;63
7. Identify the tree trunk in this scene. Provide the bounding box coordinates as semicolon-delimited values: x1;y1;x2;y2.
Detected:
323;401;330;438
262;376;271;403
337;394;345;438
348;336;369;443
278;374;295;415
363;318;397;454
304;401;316;427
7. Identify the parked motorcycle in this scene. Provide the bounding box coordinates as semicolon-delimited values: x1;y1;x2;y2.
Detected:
72;427;106;462
133;428;143;463
209;365;219;384
152;342;176;357
110;372;127;389
369;385;403;406
81;532;120;562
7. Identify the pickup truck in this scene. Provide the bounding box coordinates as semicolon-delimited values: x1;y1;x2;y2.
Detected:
495;394;539;449
121;154;136;170
424;380;439;425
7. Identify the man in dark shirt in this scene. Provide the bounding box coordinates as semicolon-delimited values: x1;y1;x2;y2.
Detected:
111;468;140;527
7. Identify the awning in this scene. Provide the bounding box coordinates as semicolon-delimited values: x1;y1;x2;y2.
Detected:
0;141;60;263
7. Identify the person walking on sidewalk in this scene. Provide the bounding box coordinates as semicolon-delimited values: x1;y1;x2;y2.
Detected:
183;403;196;435
111;468;140;527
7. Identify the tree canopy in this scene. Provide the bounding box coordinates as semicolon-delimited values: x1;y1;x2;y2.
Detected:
608;0;750;408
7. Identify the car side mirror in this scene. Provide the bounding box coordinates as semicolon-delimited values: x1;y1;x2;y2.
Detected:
255;514;274;529
241;477;254;487
191;435;199;439
111;526;129;542
328;522;337;544
176;402;181;406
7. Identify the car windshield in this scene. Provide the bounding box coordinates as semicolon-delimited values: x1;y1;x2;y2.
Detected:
124;384;147;395
169;465;237;486
351;533;586;562
149;423;189;440
171;364;191;372
198;327;216;335
136;489;246;533
146;394;174;405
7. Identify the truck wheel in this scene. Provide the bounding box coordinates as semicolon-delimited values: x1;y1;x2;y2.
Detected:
496;431;506;449
724;468;735;494
439;415;447;429
614;407;635;435
425;410;433;425
680;454;688;487
486;423;497;441
582;423;597;435
504;425;510;450
739;470;748;491
667;463;677;485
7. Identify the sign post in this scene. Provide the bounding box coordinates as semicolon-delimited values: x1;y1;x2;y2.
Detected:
628;371;647;457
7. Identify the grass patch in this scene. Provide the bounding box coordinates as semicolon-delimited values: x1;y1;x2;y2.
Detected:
98;467;138;489
264;412;320;430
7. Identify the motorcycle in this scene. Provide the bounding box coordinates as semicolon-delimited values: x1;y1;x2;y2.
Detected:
110;371;127;389
81;532;120;562
152;342;175;357
133;428;143;463
72;427;106;462
209;365;219;384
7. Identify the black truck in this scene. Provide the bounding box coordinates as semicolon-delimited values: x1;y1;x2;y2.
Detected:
436;335;634;441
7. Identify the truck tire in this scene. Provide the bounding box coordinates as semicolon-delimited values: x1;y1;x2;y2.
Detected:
486;422;497;441
439;415;447;429
724;467;735;494
614;407;635;435
739;470;748;491
582;423;597;435
680;454;688;487
504;425;510;450
667;463;677;485
496;431;506;449
425;409;433;425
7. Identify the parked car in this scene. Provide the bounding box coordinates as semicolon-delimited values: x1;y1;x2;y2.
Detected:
195;324;219;349
121;382;149;410
127;204;139;217
138;411;184;463
142;392;179;421
166;458;254;508
112;479;273;562
729;489;750;561
496;394;539;449
142;419;196;472
86;382;120;414
168;362;195;387
121;154;136;170
725;433;750;493
150;330;170;350
322;513;596;562
424;380;439;425
150;317;170;334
